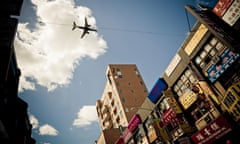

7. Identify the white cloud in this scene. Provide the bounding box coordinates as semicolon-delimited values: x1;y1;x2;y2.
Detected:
73;105;98;127
29;114;39;129
39;124;59;136
15;0;107;92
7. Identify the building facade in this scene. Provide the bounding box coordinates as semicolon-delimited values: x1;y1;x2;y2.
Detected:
0;0;35;143
95;64;149;143
113;1;240;143
97;1;240;143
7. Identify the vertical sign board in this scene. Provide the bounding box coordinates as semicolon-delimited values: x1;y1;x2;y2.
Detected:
127;114;142;132
122;114;142;143
148;78;168;104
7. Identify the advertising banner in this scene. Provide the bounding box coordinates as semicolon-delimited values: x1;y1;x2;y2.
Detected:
148;78;168;104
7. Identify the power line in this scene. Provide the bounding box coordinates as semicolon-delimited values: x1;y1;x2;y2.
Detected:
38;21;186;37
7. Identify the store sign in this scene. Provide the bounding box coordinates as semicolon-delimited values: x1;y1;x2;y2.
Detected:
179;90;198;110
162;108;177;125
191;116;232;144
148;78;168;104
213;0;233;17
148;129;158;143
222;0;240;26
122;114;141;143
127;114;141;132
165;54;181;76
206;48;239;83
122;129;132;143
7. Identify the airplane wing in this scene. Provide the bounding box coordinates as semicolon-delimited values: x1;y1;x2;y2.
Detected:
81;29;88;38
84;17;90;27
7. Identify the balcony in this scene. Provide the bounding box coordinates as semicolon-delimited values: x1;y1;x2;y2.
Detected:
96;100;102;109
103;111;111;122
102;105;109;114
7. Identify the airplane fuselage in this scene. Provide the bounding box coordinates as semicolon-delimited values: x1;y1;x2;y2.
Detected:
77;26;97;32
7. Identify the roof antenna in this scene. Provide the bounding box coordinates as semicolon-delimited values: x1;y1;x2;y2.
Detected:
185;8;192;33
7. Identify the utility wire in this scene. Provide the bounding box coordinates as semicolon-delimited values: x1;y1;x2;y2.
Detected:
38;21;187;37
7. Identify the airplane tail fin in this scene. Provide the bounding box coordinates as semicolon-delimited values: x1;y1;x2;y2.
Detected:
72;21;77;31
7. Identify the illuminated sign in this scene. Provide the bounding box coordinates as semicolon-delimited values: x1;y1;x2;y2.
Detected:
165;54;181;76
184;24;208;56
148;78;168;104
179;90;198;110
191;116;232;144
206;48;239;83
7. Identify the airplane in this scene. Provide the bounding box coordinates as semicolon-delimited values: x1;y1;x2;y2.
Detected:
72;17;97;38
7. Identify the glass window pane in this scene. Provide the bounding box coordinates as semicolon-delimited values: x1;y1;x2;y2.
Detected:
181;75;187;82
200;51;207;59
210;37;217;46
177;80;183;87
174;85;179;93
189;75;196;83
200;62;206;68
204;44;212;52
185;69;191;77
195;56;201;65
216;42;225;51
210;49;216;56
177;91;182;96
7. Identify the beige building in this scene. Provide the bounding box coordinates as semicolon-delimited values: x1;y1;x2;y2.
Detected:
96;64;148;131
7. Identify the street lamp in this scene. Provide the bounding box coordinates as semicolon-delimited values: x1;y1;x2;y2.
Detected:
130;107;153;111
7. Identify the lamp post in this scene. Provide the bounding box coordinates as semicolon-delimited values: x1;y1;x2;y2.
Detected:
130;107;153;112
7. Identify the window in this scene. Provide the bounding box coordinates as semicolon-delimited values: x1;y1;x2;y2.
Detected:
111;100;114;106
121;97;125;103
210;37;217;46
204;44;212;52
135;68;140;76
194;36;226;69
113;108;117;115
173;69;197;97
116;116;120;123
116;68;122;78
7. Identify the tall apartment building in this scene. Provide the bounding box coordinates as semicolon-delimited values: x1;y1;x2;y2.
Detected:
95;64;148;143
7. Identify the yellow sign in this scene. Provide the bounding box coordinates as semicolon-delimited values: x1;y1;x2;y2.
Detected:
179;90;197;110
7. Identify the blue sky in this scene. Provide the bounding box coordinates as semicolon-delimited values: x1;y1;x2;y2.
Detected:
14;0;201;143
